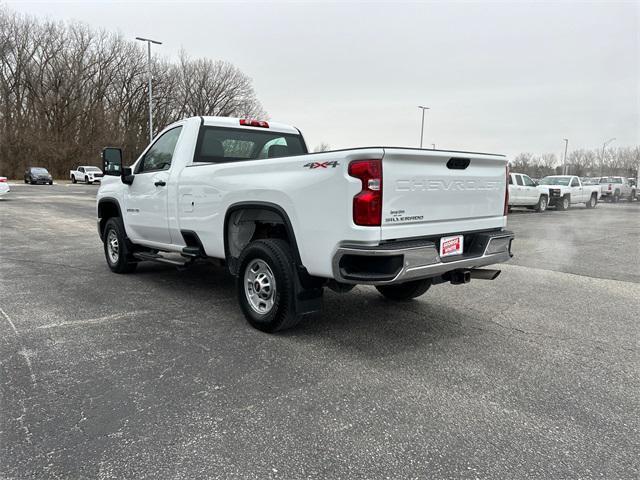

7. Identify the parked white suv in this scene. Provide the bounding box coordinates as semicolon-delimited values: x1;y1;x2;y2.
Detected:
508;172;549;212
96;116;514;332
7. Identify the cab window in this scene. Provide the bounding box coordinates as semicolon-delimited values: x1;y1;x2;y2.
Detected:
570;178;579;187
137;126;183;173
515;175;523;186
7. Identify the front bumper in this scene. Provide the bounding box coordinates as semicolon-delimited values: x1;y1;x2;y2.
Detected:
332;230;514;285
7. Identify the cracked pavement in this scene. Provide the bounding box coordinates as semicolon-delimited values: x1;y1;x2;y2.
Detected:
1;184;638;479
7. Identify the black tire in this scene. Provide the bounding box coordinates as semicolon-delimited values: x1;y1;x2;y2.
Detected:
535;195;548;213
629;190;636;202
71;175;76;184
613;190;620;203
585;193;597;209
24;178;28;184
556;195;570;211
48;181;53;185
103;217;137;273
236;239;302;333
85;176;90;184
376;279;432;301
30;178;35;185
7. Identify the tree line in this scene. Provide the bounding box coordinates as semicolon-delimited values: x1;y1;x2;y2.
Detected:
510;147;640;179
0;7;266;178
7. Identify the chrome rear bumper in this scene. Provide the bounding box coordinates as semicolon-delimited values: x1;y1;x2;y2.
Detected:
332;230;514;285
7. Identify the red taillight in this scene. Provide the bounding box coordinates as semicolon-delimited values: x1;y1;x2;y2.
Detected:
239;119;269;128
608;184;612;190
0;178;6;183
348;159;382;226
504;165;509;216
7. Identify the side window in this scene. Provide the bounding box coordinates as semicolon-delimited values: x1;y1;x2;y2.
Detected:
138;126;183;173
508;175;513;185
78;167;84;173
515;175;523;186
570;177;579;187
522;175;535;187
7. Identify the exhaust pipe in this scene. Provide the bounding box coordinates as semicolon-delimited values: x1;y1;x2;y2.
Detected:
449;269;471;285
470;268;501;280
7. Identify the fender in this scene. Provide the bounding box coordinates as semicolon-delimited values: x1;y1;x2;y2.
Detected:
97;197;124;241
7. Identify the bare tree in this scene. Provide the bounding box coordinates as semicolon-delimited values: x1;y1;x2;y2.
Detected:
314;142;331;152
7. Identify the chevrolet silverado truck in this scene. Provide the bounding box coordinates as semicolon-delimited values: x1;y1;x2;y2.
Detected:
538;175;600;210
508;172;549;212
599;176;636;202
97;116;514;332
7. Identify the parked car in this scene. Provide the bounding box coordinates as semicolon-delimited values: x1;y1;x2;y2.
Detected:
599;176;636;202
538;175;600;210
70;166;103;184
508;172;549;212
97;116;514;332
0;177;10;196
24;167;53;185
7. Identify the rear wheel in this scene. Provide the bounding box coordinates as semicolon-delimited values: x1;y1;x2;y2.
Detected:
376;279;432;301
556;195;570;211
535;195;548;212
236;239;302;332
585;193;597;209
103;217;137;273
613;190;620;203
629;190;636;202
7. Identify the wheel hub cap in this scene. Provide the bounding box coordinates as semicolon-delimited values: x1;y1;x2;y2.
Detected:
107;229;119;264
244;259;276;315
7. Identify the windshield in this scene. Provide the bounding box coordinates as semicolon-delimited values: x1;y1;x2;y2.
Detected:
539;176;571;186
31;168;49;174
194;126;306;163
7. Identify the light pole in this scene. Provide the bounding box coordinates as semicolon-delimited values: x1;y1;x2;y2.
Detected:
418;106;430;148
562;138;568;175
600;138;616;176
136;36;162;143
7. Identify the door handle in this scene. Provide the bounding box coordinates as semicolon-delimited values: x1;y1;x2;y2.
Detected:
154;180;166;187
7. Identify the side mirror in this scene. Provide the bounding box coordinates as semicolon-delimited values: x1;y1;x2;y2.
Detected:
102;147;123;176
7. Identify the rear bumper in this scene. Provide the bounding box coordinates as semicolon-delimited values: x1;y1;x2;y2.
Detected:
332;230;514;285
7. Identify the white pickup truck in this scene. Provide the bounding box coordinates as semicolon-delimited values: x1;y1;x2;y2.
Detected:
508;172;550;212
537;175;600;210
97;116;514;332
599;176;636;202
70;166;104;184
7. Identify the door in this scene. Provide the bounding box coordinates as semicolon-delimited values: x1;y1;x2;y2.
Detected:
124;126;183;244
512;174;526;205
569;177;583;203
521;174;538;205
78;167;85;181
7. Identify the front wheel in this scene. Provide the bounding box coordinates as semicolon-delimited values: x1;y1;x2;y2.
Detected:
376;279;432;301
585;194;597;209
103;217;137;273
71;175;76;184
556;196;570;211
535;195;548;212
236;239;302;332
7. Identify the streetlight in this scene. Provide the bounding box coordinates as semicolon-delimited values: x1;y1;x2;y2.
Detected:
136;36;162;143
418;106;430;148
562;138;569;175
600;138;616;176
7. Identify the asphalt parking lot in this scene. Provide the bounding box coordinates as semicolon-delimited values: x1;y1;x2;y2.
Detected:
1;184;638;479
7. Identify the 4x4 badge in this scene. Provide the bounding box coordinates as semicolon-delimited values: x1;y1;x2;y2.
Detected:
303;161;339;169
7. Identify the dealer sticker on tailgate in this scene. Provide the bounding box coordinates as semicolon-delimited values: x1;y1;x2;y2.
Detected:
440;235;464;257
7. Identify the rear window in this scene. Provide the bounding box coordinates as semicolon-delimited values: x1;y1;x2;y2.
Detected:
194;126;306;163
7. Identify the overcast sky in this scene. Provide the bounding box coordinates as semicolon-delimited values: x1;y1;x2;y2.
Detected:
5;0;639;158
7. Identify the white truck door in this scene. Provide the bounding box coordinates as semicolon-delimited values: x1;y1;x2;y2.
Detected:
124;126;183;244
513;174;525;205
521;174;538;204
569;177;583;203
78;167;84;181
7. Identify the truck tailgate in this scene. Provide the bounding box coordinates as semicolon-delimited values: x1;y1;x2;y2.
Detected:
381;148;507;240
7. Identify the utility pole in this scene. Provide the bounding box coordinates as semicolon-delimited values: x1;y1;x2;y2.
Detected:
418;106;430;148
136;37;162;143
562;138;569;175
600;138;616;176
